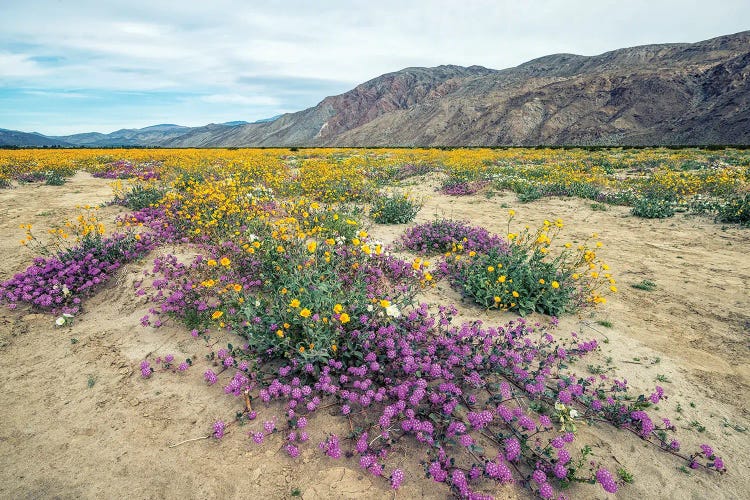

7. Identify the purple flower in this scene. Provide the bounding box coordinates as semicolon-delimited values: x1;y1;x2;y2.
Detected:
140;360;152;378
595;468;618;494
539;483;554;499
212;420;225;439
204;370;218;385
532;469;547;485
390;469;404;490
700;444;714;458
285;444;300;458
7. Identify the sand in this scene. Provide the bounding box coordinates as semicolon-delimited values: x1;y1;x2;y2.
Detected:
0;171;748;499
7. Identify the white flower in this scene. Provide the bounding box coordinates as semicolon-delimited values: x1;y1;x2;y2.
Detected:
569;409;579;419
255;300;261;307
554;402;565;411
55;317;66;326
61;285;71;297
367;304;374;312
63;313;74;318
385;305;401;318
248;233;258;242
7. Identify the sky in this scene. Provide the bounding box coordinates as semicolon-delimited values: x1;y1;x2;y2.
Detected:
1;0;748;135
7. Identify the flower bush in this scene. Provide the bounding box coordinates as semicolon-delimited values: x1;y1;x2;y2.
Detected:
441;214;614;316
370;192;422;224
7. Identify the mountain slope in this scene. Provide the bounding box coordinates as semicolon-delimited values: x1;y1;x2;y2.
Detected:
0;129;70;147
166;30;750;147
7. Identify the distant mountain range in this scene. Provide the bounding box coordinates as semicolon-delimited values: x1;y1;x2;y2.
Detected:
2;31;749;147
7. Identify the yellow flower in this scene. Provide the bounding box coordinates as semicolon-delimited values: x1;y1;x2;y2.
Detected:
300;308;311;318
211;310;223;320
512;291;519;298
379;299;391;308
207;259;217;267
424;272;433;281
331;344;338;353
487;266;495;272
277;245;285;253
220;257;231;267
307;241;317;253
551;281;560;289
572;273;580;280
508;209;516;217
233;284;242;292
290;298;301;308
539;278;545;285
333;304;343;314
498;275;506;283
339;313;350;324
596;241;603;248
494;296;501;303
610;286;618;293
276;329;284;338
299;346;305;353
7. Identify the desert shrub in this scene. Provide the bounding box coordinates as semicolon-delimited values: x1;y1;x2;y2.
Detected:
598;190;637;206
716;193;750;226
443;215;614;316
516;185;545;202
371;192;421;224
632;196;675;219
2;208;157;313
118;184;167;210
44;171;68;186
401;219;507;255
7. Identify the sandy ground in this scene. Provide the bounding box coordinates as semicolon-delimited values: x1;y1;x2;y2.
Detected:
0;171;748;500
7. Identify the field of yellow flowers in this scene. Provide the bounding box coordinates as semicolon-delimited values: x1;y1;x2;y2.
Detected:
0;148;748;500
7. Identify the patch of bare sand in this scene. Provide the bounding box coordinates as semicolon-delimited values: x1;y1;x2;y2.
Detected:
0;172;748;499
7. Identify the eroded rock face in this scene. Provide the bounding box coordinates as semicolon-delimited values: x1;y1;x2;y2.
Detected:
208;30;749;147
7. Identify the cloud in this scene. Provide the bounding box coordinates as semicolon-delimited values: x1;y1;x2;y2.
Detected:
0;52;49;78
201;94;280;106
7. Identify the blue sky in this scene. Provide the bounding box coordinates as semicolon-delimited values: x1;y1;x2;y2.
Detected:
1;0;748;135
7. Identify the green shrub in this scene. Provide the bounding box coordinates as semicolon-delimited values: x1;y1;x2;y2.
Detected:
716;193;750;226
370;192;421;224
446;218;614;316
44;171;67;186
122;184;166;210
632;196;675;219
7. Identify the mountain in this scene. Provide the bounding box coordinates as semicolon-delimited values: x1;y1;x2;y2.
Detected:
0;129;71;147
54;124;192;147
3;31;749;147
164;30;750;147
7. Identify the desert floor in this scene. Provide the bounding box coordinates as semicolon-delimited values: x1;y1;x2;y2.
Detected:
1;172;748;499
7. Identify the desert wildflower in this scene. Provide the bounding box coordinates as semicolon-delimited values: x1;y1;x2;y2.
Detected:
290;298;301;308
300;308;311;318
212;310;224;320
339;313;350;324
220;257;231;267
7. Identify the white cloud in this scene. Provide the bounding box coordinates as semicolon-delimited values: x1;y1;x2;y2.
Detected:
0;53;49;77
201;94;280;106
